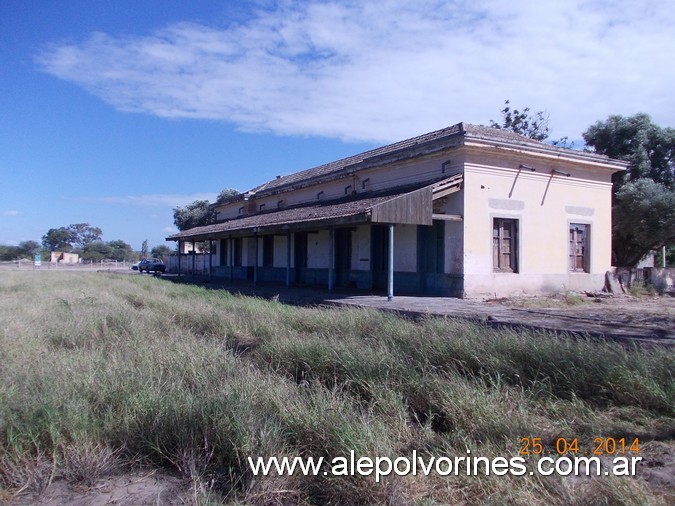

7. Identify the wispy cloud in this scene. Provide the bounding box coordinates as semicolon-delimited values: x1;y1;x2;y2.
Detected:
2;210;21;217
76;193;217;207
36;0;675;142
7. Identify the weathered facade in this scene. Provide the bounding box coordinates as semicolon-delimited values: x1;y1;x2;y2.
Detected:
166;123;626;298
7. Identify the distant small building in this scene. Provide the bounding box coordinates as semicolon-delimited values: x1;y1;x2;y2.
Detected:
51;251;79;264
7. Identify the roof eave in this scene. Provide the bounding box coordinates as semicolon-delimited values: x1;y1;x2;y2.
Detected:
253;136;465;199
462;135;628;172
166;213;372;241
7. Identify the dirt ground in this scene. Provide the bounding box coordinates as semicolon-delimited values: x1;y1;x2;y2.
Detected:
325;292;675;347
6;448;673;505
495;292;675;342
6;470;191;506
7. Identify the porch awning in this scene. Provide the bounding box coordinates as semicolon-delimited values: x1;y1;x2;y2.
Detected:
166;175;463;242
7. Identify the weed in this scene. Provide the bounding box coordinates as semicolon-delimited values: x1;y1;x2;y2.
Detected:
0;272;672;505
60;442;120;486
629;282;657;297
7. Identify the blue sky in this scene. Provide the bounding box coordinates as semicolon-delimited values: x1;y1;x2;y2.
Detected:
1;0;674;251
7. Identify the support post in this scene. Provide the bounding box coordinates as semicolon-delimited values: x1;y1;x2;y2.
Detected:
286;231;291;287
229;238;233;281
208;239;213;281
191;241;196;280
387;223;394;301
328;228;334;293
177;242;181;279
254;234;258;285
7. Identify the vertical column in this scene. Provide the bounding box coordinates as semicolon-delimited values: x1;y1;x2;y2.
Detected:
254;234;258;285
229;237;233;282
177;241;182;278
387;223;394;301
191;241;196;280
328;228;334;293
286;231;291;287
208;239;213;281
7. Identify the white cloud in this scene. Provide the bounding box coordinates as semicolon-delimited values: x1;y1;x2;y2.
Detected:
36;0;675;142
2;210;21;217
76;193;217;207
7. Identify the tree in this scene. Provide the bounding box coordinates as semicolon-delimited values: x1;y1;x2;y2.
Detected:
490;100;551;141
0;245;21;261
80;241;113;262
141;239;148;258
582;113;675;189
68;223;103;249
216;188;240;204
150;245;173;260
583;114;675;266
42;227;72;251
18;240;41;257
611;180;675;266
106;240;133;262
173;200;216;231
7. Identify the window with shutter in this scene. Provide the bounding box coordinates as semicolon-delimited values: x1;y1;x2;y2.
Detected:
569;224;589;272
493;218;518;273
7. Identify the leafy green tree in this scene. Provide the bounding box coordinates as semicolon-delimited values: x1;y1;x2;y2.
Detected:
173;200;216;231
81;241;113;262
0;245;20;261
18;240;41;256
216;188;240;204
150;245;173;260
583;113;675;189
141;239;148;258
106;240;133;262
42;227;72;251
489;100;551;141
583;114;675;265
611;180;675;266
69;223;103;249
1;241;43;261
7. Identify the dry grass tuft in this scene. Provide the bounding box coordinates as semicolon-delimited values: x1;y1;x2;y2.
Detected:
0;272;672;505
60;442;121;487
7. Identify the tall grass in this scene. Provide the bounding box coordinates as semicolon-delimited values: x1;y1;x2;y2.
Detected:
0;272;672;504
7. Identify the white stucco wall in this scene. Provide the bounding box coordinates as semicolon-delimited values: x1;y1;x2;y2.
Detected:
461;150;615;297
434;187;464;275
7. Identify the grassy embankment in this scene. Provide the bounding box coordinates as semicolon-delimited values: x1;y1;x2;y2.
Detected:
0;272;673;504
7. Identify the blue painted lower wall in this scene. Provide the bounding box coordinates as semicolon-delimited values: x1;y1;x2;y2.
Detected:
212;266;463;297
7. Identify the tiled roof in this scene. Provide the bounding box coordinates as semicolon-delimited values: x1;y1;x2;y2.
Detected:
176;123;628;242
243;122;625;199
247;123;466;197
167;186;423;241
